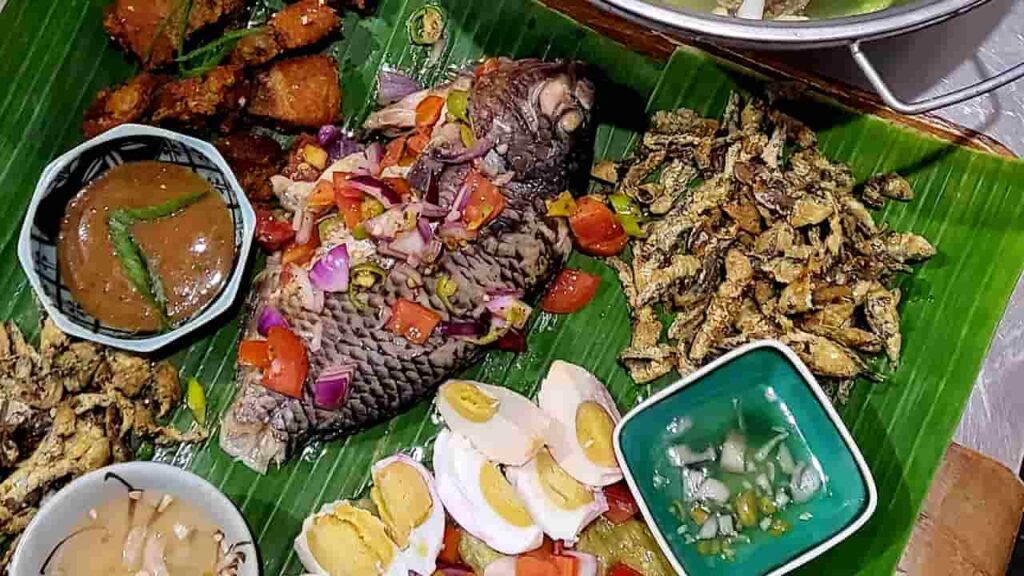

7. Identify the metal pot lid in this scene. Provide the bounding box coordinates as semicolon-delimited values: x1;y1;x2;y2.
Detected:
597;0;990;46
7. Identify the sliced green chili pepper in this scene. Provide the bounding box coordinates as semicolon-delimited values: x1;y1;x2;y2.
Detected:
544;191;577;217
609;192;646;237
407;5;446;45
447;90;470;123
186;376;207;427
351;262;387;289
318;215;343;240
119;190;208;221
459;124;475;149
436;274;458;311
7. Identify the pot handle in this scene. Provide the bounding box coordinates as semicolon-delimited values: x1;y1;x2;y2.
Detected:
849;40;1024;115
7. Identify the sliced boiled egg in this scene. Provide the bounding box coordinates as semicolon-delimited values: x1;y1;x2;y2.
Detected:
538;361;623;487
506;448;608;543
433;428;544;555
369;454;446;575
294;500;409;576
436;380;552;465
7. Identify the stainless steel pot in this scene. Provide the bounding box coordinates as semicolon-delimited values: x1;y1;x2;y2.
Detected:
594;0;1024;113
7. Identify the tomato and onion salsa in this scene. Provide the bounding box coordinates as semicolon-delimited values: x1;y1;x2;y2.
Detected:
58;161;234;332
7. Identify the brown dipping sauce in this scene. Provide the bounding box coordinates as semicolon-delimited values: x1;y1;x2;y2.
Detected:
58;161;235;332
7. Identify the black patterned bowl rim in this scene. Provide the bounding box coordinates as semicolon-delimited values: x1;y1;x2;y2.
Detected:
17;124;255;353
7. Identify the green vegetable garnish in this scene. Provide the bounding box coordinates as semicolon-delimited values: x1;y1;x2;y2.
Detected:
351;262;386;289
186;376;207;427
696;538;721;556
318;215;343;240
768;518;790;536
352;223;369;240
460;124;475;149
609;193;646;237
107;190;209;328
447;90;470;123
176;27;266;78
361;197;385;220
436;274;458;311
407;5;446;45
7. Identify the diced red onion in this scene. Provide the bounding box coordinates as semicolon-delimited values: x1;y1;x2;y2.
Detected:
494;329;526;352
422;237;444;265
295;211;315;245
365;142;383;173
438;220;475;242
418;202;448;219
435;136;494;165
309;244;350;292
289;266;319;311
486;295;527;319
417;218;433;241
435;565;475;576
446;183;471;222
377;69;423;105
256;306;288;336
326;136;362;162
364;204;418;240
564;552;598;576
389;229;428;261
313;364;354;409
440;320;487;337
318;125;342;146
348;175;400;206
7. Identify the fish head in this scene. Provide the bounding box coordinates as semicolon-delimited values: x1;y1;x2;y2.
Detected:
470;58;595;196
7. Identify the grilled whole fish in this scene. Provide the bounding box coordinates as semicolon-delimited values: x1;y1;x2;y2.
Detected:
221;59;595;472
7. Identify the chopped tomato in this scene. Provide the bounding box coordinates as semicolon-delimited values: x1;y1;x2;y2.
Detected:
608;563;643;576
382;176;412;199
603;482;640;524
415;95;445;128
515;556;560;576
335;194;364;230
552;541;566;556
550;555;578;576
540;269;601;314
494;329;526;352
255;209;295;252
407;130;431;156
462;170;506;231
262;326;308;399
381;136;407;171
475;57;501;77
307;180;335;210
386;299;442;345
332;172;360;198
238;340;270;369
569;197;628;257
282;238;317;267
439;523;462;565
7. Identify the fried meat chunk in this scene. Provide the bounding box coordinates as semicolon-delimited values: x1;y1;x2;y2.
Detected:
150;65;246;126
249;55;341;127
230;0;340;66
82;73;165;138
103;0;245;68
215;132;285;201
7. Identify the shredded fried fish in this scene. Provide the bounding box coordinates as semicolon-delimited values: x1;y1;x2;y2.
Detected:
606;96;935;397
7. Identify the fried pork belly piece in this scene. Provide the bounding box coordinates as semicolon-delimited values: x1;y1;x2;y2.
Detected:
230;0;340;66
150;65;247;126
103;0;245;68
215;132;285;201
249;55;341;128
82;73;165;138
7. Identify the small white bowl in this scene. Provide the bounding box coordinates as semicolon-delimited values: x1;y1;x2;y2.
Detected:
9;462;259;575
17;123;256;353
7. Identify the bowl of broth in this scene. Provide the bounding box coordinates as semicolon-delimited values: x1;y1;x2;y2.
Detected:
18;124;255;352
8;461;257;576
614;340;876;576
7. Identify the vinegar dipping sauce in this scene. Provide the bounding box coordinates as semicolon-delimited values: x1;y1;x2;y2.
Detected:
51;490;223;576
652;382;828;561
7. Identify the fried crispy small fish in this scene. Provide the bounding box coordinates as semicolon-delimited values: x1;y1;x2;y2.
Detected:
249;55;341;128
103;0;245;68
82;73;166;138
150;65;247;126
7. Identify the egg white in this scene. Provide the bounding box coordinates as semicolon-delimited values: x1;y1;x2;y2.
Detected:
506;450;608;544
538;361;623;487
371;454;446;576
436;380;552;466
433;428;544;555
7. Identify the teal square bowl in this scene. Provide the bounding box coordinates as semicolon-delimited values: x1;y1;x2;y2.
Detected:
614;340;877;576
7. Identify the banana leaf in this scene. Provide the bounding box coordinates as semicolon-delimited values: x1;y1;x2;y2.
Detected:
2;0;1024;574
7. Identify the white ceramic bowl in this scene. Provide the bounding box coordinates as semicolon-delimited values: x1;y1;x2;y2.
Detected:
9;462;259;575
17;123;256;353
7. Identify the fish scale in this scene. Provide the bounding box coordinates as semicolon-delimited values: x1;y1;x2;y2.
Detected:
220;59;594;473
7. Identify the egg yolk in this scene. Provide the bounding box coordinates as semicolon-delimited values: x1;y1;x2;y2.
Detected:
479;462;534;527
307;503;396;576
371;461;433;549
575;401;617;468
535;449;594;510
443;381;500;423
